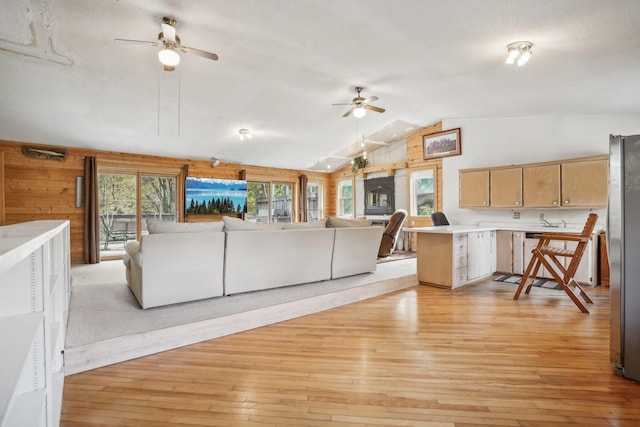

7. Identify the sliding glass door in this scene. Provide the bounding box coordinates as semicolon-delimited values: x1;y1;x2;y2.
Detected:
246;181;294;223
99;171;177;258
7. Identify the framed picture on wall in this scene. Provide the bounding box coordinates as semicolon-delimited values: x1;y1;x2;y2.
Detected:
423;128;461;160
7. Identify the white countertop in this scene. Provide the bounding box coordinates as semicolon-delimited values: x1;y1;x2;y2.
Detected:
404;225;497;234
403;224;591;235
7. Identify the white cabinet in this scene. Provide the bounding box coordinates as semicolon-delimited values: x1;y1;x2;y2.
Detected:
467;231;493;281
522;232;596;285
0;220;70;427
452;233;468;287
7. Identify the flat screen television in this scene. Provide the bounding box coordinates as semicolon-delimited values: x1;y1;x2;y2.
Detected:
185;177;248;214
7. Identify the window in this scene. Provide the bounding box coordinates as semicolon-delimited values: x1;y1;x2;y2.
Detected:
338;179;354;217
306;182;323;222
410;168;436;216
246;181;294;223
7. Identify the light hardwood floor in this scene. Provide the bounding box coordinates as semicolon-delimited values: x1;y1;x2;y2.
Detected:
61;280;640;427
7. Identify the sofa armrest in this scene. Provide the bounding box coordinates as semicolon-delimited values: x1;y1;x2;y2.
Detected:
332;226;384;278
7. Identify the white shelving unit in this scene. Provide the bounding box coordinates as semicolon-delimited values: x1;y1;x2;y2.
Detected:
0;220;70;427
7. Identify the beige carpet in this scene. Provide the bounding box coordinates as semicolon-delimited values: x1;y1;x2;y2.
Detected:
67;258;417;348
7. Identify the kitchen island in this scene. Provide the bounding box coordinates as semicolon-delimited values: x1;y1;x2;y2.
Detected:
405;225;497;289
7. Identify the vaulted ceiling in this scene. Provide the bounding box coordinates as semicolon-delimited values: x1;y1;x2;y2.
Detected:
1;0;639;171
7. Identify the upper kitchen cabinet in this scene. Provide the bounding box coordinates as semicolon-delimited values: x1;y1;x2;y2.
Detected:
459;169;489;208
490;167;522;208
561;158;608;207
458;155;608;209
523;164;561;208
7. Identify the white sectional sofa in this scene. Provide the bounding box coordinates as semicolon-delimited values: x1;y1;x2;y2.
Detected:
123;217;384;308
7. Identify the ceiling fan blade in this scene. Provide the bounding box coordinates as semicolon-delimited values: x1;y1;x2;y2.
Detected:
161;22;176;42
363;96;379;103
180;46;219;61
342;107;355;117
365;105;385;113
114;38;160;47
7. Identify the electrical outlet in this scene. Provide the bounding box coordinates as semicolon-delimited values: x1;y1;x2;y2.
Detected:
539;213;545;221
513;211;520;219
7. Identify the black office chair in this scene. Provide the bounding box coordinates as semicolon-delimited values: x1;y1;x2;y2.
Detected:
431;212;450;226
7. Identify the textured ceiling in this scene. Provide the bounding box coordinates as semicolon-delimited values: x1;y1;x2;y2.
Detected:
1;0;639;172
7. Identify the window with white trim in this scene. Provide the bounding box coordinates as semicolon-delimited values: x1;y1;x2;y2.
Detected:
338;179;354;217
306;182;323;222
410;168;436;216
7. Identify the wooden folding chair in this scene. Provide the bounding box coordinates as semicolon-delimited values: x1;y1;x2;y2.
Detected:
513;213;598;313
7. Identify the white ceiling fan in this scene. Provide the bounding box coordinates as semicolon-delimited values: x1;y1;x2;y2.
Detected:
333;86;386;118
115;17;218;71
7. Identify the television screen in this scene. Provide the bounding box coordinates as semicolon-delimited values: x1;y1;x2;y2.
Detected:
185;177;248;214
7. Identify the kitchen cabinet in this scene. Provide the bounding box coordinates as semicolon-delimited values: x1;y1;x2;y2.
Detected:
496;231;524;274
459;170;489;208
413;226;495;289
523;164;561;208
459;155;608;209
522;232;596;285
0;220;70;427
467;231;494;280
561;159;608;207
490;168;522;208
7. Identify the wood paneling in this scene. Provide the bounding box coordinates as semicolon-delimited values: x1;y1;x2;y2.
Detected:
1;140;329;263
0;152;4;225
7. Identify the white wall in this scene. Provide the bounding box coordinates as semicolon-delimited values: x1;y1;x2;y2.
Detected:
440;114;640;229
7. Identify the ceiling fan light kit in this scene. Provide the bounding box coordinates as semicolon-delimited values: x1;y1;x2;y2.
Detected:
333;86;385;118
115;16;218;72
158;47;180;67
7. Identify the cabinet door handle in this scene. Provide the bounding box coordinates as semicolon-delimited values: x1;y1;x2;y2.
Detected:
553;201;558;205
564;200;569;204
515;201;520;205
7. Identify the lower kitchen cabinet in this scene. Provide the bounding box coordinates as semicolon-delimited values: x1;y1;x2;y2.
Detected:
500;230;597;285
414;228;496;289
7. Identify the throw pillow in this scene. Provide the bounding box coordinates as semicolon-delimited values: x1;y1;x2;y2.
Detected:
326;216;372;228
282;220;327;229
146;219;224;234
222;216;284;231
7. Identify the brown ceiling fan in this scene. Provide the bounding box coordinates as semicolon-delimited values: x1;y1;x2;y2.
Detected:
115;17;218;71
333;86;385;118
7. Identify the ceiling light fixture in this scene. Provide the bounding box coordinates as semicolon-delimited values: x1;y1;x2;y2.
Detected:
505;41;533;66
238;128;253;141
158;47;180;67
353;106;366;118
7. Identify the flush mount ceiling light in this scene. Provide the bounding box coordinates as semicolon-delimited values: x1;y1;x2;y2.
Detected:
505;41;533;66
238;128;253;141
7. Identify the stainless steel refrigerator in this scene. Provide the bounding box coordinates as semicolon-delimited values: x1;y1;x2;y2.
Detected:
609;134;640;381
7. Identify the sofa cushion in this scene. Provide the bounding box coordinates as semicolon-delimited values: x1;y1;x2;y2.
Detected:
282;220;327;229
146;219;224;234
222;216;284;231
326;216;372;228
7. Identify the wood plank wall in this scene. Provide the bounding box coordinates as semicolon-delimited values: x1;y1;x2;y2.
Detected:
2;123;445;263
327;122;444;226
0;140;329;263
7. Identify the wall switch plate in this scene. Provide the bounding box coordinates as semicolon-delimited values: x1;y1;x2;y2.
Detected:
513;211;520;219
